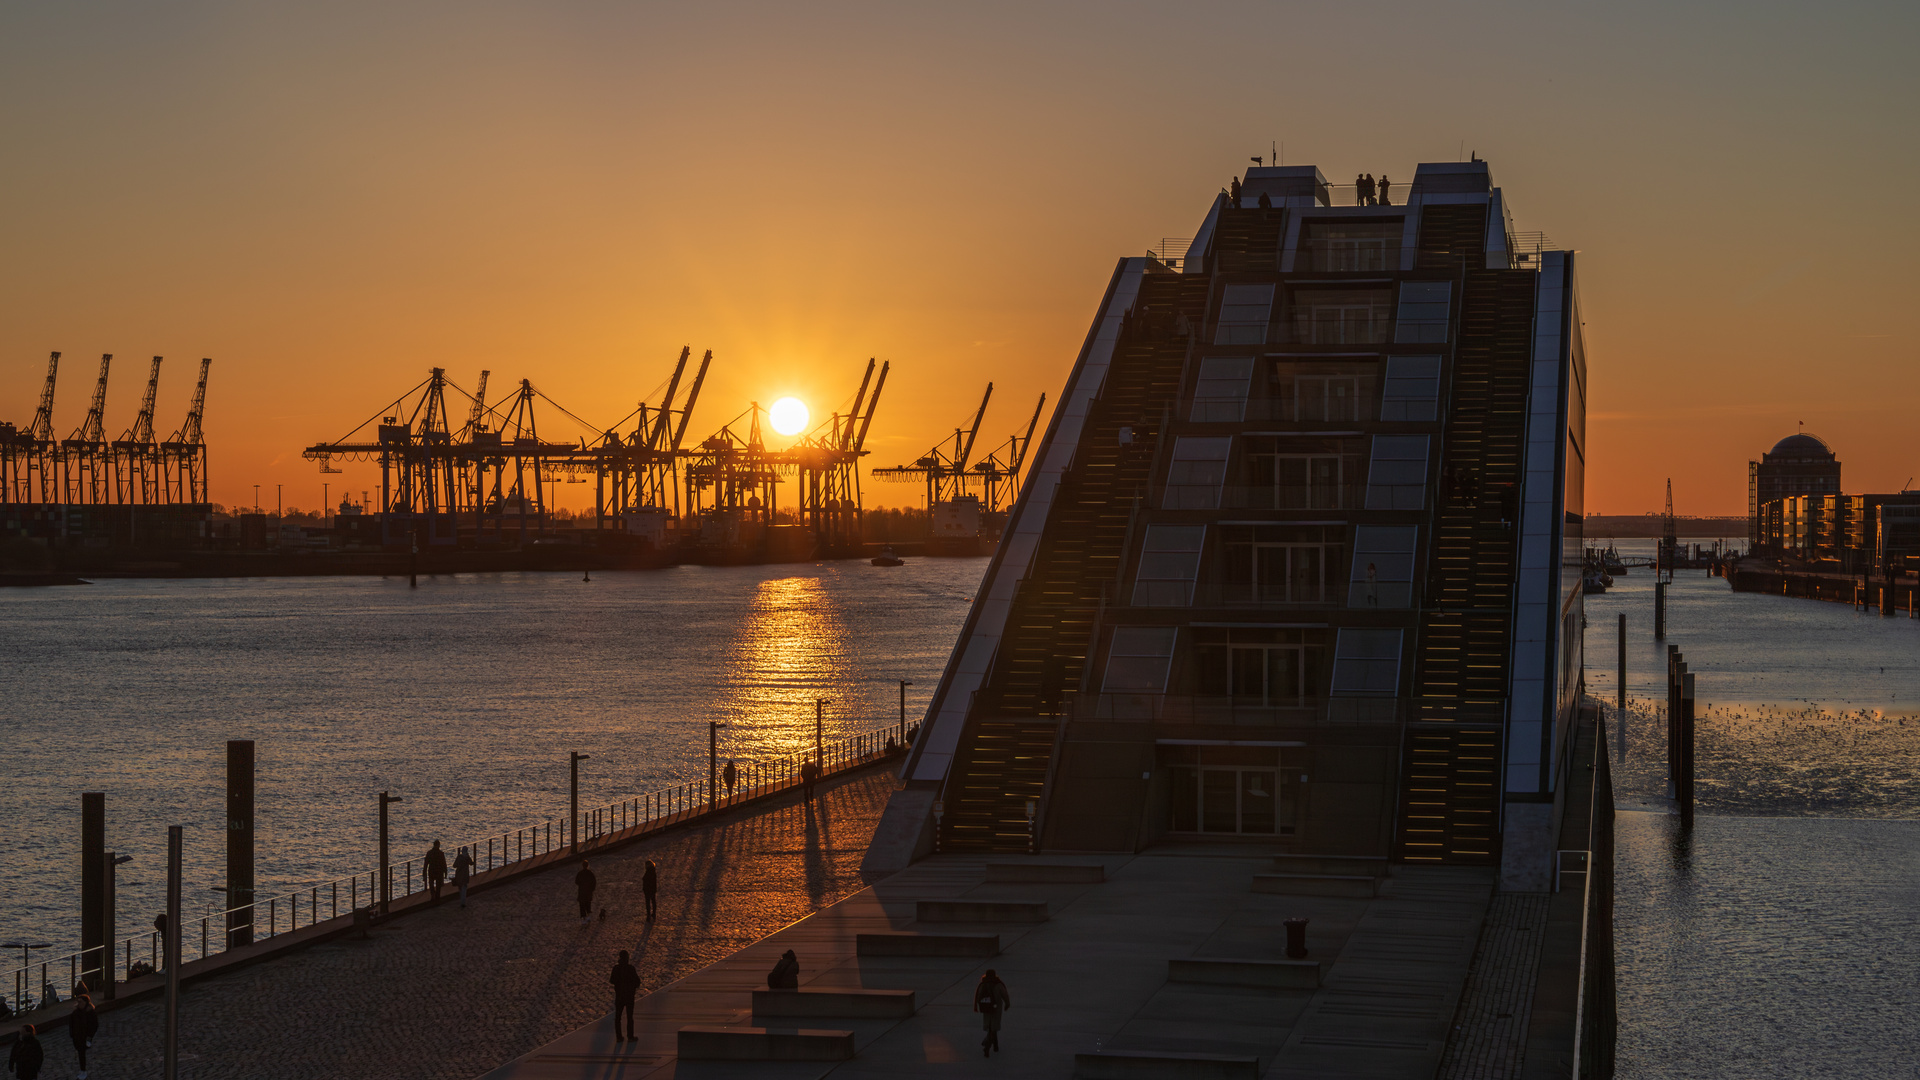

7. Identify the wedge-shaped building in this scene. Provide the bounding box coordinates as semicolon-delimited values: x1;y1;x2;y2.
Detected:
869;160;1587;889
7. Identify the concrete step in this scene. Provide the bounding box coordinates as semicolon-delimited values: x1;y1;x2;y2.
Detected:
1270;854;1389;877
857;932;1000;957
1168;958;1321;990
1074;1050;1262;1079
752;989;916;1019
916;899;1049;923
985;861;1105;884
676;1025;856;1061
1251;873;1379;898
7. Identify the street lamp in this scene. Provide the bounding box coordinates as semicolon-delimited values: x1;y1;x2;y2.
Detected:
708;721;728;807
815;698;833;768
570;752;592;854
897;680;913;749
378;792;404;913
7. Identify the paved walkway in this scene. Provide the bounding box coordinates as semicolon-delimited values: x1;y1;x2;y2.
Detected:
1436;893;1551;1079
484;850;1495;1079
55;770;895;1080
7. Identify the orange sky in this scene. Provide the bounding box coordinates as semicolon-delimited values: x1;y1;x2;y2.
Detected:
2;1;1915;516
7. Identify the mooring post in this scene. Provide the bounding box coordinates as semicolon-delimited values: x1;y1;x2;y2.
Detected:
163;825;183;1080
1616;612;1627;714
226;740;255;949
1654;580;1666;640
1679;671;1697;828
82;792;105;993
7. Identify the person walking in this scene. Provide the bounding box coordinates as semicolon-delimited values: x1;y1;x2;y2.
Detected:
67;995;97;1079
766;949;800;990
799;759;819;803
8;1024;43;1080
609;950;641;1041
424;840;448;904
973;969;1010;1056
722;758;737;800
642;859;659;922
575;859;599;922
453;845;474;908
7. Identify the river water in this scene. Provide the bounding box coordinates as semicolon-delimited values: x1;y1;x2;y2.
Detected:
1;560;986;971
7;541;1918;1073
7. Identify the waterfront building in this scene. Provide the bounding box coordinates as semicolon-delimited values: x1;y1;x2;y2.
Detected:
870;159;1587;891
1748;433;1841;545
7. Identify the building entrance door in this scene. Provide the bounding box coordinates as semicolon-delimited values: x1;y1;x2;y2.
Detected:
1163;745;1295;836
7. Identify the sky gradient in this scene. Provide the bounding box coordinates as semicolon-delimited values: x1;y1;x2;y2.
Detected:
3;1;1915;516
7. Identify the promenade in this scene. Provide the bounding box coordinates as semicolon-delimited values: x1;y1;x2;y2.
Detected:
35;769;894;1080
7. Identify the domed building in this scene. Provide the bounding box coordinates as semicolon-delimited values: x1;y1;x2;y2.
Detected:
1748;432;1841;543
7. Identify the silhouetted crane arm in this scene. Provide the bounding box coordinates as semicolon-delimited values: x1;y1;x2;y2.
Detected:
119;357;163;445
650;346;691;449
465;370;491;437
852;361;888;454
69;354;112;443
671;350;713;451
1010;392;1046;474
955;382;991;470
841;358;876;451
28;352;59;442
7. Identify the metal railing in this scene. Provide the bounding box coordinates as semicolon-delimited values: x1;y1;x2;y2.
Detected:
0;717;917;1016
1067;693;1405;726
1151;483;1430;513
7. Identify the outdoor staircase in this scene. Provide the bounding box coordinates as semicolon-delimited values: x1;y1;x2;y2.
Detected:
1397;266;1537;865
938;267;1207;852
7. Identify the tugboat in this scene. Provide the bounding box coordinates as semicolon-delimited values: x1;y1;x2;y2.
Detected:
870;546;905;567
1602;543;1628;576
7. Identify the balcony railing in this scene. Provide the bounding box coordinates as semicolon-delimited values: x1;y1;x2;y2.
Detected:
1186;398;1380;424
1156;483;1364;512
1069;693;1404;726
1127;579;1418;611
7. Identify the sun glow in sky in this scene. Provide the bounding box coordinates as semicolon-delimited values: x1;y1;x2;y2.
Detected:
1;1;1916;516
769;397;809;438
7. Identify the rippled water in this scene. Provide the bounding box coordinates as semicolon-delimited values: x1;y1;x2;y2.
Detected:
0;561;986;966
1585;540;1920;1076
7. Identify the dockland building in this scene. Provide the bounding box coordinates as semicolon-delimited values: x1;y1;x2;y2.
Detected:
869;159;1588;891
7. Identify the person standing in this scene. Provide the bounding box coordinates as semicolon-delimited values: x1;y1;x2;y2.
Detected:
609;950;641;1041
1377;174;1393;206
642;859;659;922
1354;173;1367;205
424;840;448;904
973;969;1010;1056
453;846;474;908
723;759;737;800
575;859;598;922
799;760;818;803
8;1024;43;1080
67;995;97;1079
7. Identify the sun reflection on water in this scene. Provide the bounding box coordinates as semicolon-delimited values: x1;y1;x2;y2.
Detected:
722;575;855;759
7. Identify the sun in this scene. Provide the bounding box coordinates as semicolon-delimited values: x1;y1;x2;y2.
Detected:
769;397;809;437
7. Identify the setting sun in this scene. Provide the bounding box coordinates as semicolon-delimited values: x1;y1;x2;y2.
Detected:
769;397;809;437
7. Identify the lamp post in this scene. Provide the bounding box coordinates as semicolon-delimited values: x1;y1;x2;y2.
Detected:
815;698;832;769
708;721;727;807
570;752;591;854
898;680;913;748
378;792;404;914
102;852;132;1000
163;824;183;1080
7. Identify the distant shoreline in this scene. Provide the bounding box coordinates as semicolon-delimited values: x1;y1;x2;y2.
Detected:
1582;515;1747;538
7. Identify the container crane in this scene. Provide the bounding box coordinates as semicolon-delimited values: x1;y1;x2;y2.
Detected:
112;357;164;503
161;358;211;504
61;354;112;503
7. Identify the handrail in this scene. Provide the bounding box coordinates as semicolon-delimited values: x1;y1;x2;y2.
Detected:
0;716;916;1014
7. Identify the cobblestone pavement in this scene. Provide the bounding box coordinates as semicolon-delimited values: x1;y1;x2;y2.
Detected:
1436;892;1551;1079
60;770;895;1080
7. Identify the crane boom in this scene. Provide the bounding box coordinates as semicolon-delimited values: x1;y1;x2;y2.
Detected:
650;346;692;449
70;354;112;443
842;358;876;451
1010;392;1046;473
466;370;491;436
670;350;713;451
170;358;211;445
28;352;59;441
123;356;163;443
955;382;991;471
852;360;888;454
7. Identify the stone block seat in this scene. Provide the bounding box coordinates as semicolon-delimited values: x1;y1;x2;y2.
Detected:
751;988;916;1019
1251;873;1379;898
676;1025;855;1061
1167;958;1321;990
915;898;1049;923
856;932;1000;957
1074;1049;1262;1079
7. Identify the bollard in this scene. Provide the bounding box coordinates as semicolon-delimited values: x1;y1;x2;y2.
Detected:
227;740;255;949
1284;918;1309;959
1654;581;1666;640
1679;672;1696;828
1616;612;1627;714
82;792;106;992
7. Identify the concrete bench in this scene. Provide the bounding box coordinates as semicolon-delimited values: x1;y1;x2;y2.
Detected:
985;861;1105;884
1168;958;1321;990
1075;1049;1262;1079
752;989;916;1019
857;932;1000;957
1270;854;1389;877
916;899;1049;923
676;1025;856;1061
1251;873;1379;898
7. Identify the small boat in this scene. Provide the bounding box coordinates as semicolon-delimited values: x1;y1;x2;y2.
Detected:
1583;568;1610;594
871;547;905;567
1602;544;1628;575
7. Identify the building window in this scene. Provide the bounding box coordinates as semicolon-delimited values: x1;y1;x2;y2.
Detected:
1220;524;1347;605
1298;219;1403;273
1379;355;1442;422
1194;628;1328;706
1191;357;1255;422
1286;288;1392;345
1347;525;1418;608
1330;628;1402;696
1267;359;1380;422
1364;435;1430;510
1213;284;1275;345
1393;282;1451;343
1162;744;1294;835
1166;437;1233;509
1133;524;1207;606
1102;626;1179;694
